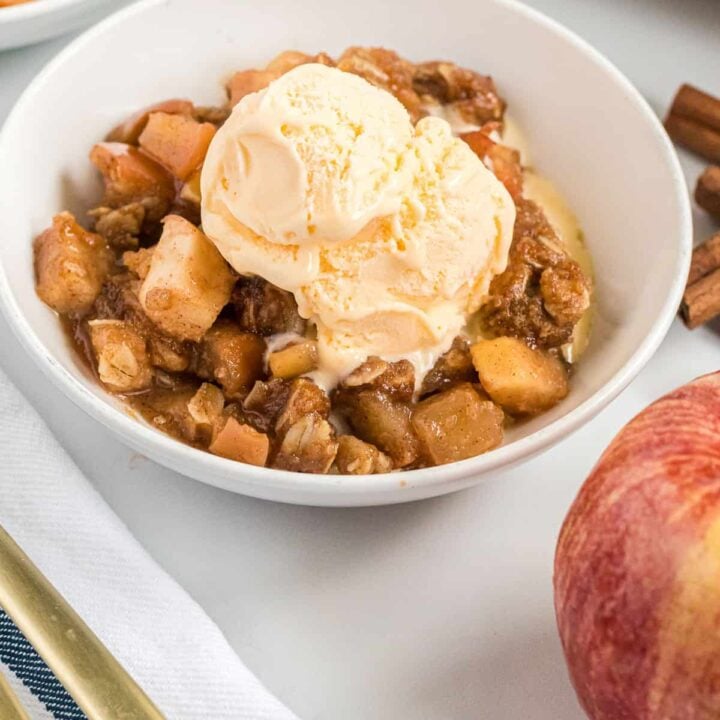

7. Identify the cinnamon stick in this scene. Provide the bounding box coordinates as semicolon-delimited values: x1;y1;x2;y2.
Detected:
670;85;720;327
669;84;720;134
681;233;720;328
695;166;720;220
682;267;720;328
687;233;720;286
665;114;720;164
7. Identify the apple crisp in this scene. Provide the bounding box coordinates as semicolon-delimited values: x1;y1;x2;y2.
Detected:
33;47;591;474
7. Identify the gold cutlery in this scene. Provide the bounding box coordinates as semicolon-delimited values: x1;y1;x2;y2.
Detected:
0;524;166;719
0;667;30;720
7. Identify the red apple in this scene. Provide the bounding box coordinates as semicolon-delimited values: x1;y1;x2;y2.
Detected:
555;371;720;720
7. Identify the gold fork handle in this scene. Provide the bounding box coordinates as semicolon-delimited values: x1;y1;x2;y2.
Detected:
0;669;30;720
0;524;166;720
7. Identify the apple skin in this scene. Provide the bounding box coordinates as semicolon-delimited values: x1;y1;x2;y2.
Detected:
554;371;720;720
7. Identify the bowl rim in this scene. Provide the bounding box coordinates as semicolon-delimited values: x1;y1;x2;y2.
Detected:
0;0;97;22
0;0;692;501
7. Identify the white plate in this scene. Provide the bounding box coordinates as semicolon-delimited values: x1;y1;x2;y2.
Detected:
0;0;116;50
0;0;691;505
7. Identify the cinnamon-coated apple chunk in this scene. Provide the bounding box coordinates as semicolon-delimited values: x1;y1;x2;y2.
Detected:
334;435;392;475
135;387;197;439
412;384;504;464
179;168;202;207
226;52;335;107
90;142;175;222
471;336;568;415
139;215;235;341
333;358;418;467
122;247;155;280
335;389;419;468
88;319;152;393
226;70;277;107
265;50;335;75
209;417;269;466
187;382;225;438
197;320;265;399
268;341;319;379
106;98;194;145
34;212;112;315
139;112;216;181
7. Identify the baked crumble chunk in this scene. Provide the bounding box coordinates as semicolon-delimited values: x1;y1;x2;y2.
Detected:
33;46;592;474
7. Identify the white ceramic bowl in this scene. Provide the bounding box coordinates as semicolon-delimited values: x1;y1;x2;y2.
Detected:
0;0;116;50
0;0;691;506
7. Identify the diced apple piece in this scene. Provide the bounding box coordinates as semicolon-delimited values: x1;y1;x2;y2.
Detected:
265;51;313;74
88;319;152;393
209;417;269;466
197;320;265;398
412;383;504;465
137;387;204;442
335;435;392;475
90;142;175;221
471;336;568;415
188;383;225;425
106;99;194;145
34;212;111;315
227;69;276;107
265;50;335;75
139;215;235;341
187;383;225;444
268;341;318;379
272;413;338;474
335;390;419;468
138;112;216;181
179;168;202;207
122;247;155;280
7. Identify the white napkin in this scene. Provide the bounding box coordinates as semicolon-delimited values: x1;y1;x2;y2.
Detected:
0;364;298;720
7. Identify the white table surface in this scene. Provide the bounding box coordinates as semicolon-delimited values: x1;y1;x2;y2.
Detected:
1;1;719;718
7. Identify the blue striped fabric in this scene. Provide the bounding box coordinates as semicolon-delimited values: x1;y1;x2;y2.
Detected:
0;608;86;719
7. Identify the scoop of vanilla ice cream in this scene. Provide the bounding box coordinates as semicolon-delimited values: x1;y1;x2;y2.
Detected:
202;63;515;384
203;63;412;251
